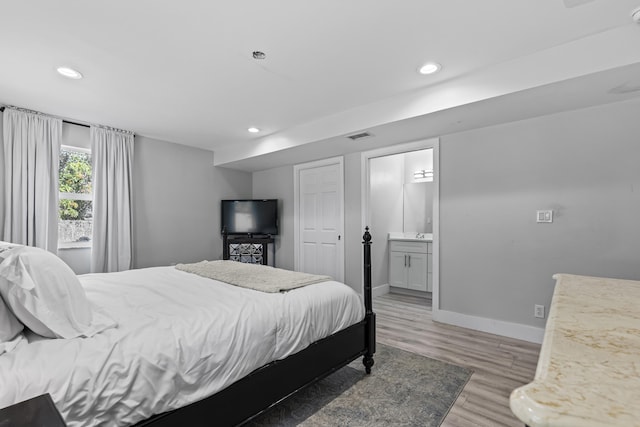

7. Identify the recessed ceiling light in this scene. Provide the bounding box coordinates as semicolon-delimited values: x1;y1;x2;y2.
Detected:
418;62;441;75
248;127;260;133
56;66;83;79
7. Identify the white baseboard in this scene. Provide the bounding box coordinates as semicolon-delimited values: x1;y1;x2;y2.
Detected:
433;309;544;344
389;286;431;298
372;284;390;298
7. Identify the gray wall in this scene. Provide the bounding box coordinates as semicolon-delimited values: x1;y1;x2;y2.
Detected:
439;97;640;328
252;165;295;271
344;153;363;294
133;136;252;268
252;97;640;331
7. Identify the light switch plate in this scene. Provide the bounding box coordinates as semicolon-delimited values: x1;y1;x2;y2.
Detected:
536;210;553;223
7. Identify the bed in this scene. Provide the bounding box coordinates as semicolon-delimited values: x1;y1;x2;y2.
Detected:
0;229;375;426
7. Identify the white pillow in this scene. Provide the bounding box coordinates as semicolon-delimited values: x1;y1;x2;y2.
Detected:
0;244;95;338
0;330;25;355
0;240;20;255
0;242;24;352
1;292;24;355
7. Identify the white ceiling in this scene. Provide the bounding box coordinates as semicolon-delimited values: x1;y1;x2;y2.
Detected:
2;0;640;171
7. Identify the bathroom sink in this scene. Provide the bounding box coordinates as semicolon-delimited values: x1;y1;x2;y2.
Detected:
388;232;433;241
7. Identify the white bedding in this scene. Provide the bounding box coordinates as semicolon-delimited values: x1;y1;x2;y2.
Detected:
0;266;364;426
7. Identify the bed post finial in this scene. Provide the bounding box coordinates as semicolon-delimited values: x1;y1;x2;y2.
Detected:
362;226;375;374
363;226;371;244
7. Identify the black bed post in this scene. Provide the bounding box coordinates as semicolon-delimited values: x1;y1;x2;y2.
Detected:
222;227;229;260
362;226;376;374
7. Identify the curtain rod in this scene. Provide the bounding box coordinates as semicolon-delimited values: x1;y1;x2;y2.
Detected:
64;120;90;128
0;106;90;128
0;105;135;135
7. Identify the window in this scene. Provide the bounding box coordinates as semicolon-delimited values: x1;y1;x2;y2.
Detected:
58;145;92;248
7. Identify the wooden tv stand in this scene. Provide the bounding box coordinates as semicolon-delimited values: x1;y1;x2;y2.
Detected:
222;233;275;266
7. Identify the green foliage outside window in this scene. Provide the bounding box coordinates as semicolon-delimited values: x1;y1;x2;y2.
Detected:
59;150;92;220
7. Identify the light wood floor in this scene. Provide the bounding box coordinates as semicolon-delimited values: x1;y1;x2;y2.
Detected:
374;292;540;427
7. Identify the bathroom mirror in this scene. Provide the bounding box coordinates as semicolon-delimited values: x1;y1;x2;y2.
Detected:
403;182;433;233
402;148;433;233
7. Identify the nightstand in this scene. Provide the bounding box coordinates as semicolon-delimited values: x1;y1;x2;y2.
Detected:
0;394;67;427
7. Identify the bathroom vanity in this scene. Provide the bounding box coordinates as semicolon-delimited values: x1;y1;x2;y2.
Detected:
388;233;432;292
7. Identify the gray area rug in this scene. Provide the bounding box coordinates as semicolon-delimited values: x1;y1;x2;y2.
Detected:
248;344;472;427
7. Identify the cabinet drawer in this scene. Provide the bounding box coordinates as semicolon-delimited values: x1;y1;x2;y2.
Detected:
389;241;428;254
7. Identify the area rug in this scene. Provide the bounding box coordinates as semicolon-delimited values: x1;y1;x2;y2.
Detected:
247;343;472;427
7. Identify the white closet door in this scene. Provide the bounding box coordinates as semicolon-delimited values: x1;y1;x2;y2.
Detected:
297;161;344;281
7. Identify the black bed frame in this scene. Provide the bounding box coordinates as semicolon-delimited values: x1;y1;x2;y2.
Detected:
135;228;376;427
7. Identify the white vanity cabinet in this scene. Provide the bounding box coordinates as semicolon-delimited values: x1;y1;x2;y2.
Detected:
389;240;432;292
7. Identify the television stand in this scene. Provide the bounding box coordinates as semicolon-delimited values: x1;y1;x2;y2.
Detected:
222;233;275;266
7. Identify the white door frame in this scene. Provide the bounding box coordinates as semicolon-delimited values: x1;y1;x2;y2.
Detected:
294;156;345;281
361;138;440;317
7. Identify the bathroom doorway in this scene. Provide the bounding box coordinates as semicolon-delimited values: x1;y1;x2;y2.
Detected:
361;138;439;311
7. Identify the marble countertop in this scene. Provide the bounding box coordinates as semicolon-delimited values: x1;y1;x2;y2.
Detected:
510;273;640;427
388;232;433;242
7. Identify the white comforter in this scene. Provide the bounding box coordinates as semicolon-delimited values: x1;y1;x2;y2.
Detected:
0;266;364;426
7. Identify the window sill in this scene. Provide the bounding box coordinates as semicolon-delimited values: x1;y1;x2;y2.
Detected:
58;243;91;250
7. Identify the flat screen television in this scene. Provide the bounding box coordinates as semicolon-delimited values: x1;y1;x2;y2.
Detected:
221;199;279;236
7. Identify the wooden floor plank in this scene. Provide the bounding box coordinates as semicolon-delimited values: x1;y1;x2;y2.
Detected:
374;292;540;427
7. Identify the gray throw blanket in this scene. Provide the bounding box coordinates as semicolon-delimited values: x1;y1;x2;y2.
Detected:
175;260;332;293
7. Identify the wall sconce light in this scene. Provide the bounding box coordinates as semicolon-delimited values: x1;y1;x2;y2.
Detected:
413;170;433;180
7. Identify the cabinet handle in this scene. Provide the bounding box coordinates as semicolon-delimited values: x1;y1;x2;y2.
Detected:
408;255;411;268
404;254;407;267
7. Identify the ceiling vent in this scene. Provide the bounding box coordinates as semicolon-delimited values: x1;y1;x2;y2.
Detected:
346;132;373;141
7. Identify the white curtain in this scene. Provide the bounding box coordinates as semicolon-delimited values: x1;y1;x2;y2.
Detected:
91;126;134;273
1;108;62;252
